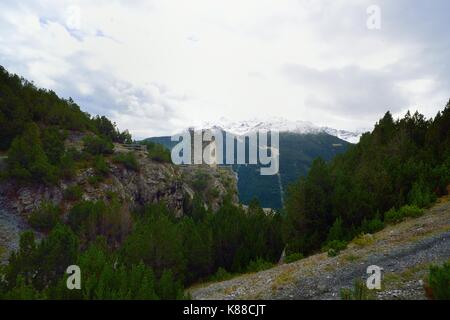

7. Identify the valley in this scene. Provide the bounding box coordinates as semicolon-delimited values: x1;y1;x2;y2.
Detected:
146;131;351;209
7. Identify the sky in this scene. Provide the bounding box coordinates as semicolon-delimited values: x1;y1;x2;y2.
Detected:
0;0;449;139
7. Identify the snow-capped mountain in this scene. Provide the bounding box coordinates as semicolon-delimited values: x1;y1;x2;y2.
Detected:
193;117;365;144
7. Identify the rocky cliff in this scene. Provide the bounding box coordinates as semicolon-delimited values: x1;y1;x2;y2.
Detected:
0;143;237;220
0;137;237;263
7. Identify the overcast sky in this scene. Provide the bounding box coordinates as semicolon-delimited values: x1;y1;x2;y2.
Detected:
0;0;449;138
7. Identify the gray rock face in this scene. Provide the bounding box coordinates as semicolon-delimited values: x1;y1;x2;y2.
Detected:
0;152;237;219
0;205;22;264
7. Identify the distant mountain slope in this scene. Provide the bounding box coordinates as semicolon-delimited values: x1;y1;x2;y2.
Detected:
144;131;350;208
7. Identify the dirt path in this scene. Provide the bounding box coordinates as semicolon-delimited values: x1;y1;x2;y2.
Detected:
190;198;450;300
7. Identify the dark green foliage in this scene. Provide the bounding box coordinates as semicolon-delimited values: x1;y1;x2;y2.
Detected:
157;270;185;300
91;116;132;144
57;239;160;300
33;224;79;290
1;225;79;293
210;200;284;274
120;206;185;279
122;200;283;285
323;240;348;257
0;66;134;185
93;155;109;177
42;127;66;165
208;267;234;282
285;104;450;256
28;201;61;232
246;258;274;273
0;276;42;300
284;253;304;264
327;217;345;242
283;158;333;255
408;182;436;208
144;141;171;163
83;135;114;156
113;152;139;171
0;234;182;300
59;151;77;179
7;123;57;184
0;66;94;151
64;185;83;201
428;261;450;300
384;205;424;224
360;214;384;234
67;199;129;247
189;195;208;223
192;172;209;192
1;198;284;299
179;217;213;283
87;175;102;187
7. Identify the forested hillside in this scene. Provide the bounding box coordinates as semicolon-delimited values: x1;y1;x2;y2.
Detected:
284;102;450;257
1;66;449;300
0;66;132;185
0;66;131;151
0;66;284;299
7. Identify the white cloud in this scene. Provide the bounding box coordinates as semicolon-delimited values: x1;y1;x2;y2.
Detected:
0;0;449;138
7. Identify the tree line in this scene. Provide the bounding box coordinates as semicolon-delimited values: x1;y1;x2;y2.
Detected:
283;101;450;256
0;195;284;299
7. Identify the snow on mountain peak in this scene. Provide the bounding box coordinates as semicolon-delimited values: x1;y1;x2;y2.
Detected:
193;117;364;144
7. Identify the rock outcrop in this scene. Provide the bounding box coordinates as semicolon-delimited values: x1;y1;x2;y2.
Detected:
0;148;237;219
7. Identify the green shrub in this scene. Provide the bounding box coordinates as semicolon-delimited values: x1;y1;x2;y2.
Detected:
428;261;450;300
83;135;114;155
323;240;348;257
192;172;209;192
340;280;376;300
144;142;171;163
87;175;102;186
209;267;234;282
361;214;384;234
351;234;374;247
246;258;274;273
59;152;77;179
42;127;66;165
209;187;220;199
384;205;424;224
64;185;83;201
7;123;57;184
113;153;139;171
67;200;124;246
93;155;109;177
28;202;61;232
408;182;436;208
285;252;304;264
327;217;346;242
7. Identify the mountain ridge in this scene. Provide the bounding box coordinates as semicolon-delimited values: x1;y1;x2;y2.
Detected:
191;117;365;144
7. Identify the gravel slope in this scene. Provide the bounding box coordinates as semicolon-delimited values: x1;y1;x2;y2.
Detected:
0;205;24;264
190;198;450;300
